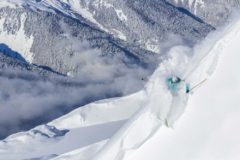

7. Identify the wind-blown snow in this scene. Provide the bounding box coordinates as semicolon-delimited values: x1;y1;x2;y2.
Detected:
91;48;190;160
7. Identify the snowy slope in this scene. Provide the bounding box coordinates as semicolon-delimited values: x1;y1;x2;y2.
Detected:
90;48;190;160
0;90;146;159
126;16;240;160
90;19;234;160
52;14;240;160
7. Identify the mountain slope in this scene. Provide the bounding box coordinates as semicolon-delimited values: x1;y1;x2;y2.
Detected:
0;0;213;72
127;16;240;160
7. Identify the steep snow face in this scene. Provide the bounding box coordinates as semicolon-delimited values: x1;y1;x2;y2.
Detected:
0;90;146;159
127;16;240;160
92;24;231;158
92;50;190;160
49;91;146;130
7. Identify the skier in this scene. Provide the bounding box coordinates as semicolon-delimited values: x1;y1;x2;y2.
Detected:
167;75;190;94
165;75;190;127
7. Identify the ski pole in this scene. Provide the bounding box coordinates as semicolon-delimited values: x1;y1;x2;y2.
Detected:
189;79;207;93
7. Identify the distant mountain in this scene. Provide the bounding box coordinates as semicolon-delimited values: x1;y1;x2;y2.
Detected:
0;0;213;74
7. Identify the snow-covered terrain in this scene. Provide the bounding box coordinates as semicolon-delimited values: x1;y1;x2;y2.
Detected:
0;1;239;160
1;12;239;160
126;16;240;160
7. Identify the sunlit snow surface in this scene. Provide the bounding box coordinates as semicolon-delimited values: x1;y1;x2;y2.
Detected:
0;11;240;160
127;17;240;160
